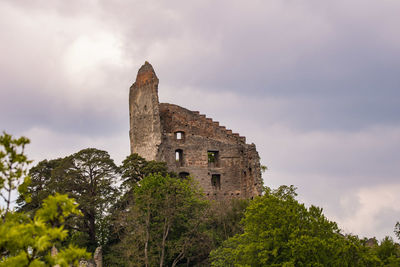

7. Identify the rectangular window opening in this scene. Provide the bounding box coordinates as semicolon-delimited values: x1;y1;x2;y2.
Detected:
211;174;221;190
208;151;219;167
175;131;185;141
175;149;183;166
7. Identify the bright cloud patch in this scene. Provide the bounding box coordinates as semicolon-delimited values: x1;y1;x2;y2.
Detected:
63;32;125;85
338;184;400;239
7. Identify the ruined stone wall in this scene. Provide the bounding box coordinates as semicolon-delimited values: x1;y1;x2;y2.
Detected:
129;62;263;198
157;103;263;198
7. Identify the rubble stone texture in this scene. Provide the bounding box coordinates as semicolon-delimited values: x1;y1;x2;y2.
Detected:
78;247;102;267
93;247;102;267
129;62;263;198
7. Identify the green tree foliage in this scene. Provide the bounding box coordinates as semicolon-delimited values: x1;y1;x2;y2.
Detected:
0;131;31;217
0;132;90;266
206;199;249;247
107;154;249;266
104;153;172;265
17;159;63;215
120;153;169;185
118;153;170;206
395;222;400;241
109;173;208;267
0;194;90;266
9;131;400;266
374;236;400;266
18;148;119;251
60;148;118;250
210;185;375;266
175;199;249;266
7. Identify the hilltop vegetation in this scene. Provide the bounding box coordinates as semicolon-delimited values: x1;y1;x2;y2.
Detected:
0;132;90;266
1;132;400;266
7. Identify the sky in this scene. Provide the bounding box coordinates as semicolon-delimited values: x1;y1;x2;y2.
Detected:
1;0;400;240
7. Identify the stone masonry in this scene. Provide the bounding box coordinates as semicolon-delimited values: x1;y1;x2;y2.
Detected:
129;62;263;198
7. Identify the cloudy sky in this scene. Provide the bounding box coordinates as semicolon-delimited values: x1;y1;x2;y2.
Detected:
1;0;400;240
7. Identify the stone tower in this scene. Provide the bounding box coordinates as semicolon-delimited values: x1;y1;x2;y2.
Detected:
129;62;263;198
129;61;162;160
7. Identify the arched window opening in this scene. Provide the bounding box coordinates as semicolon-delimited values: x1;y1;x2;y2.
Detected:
179;172;190;179
175;131;185;141
211;174;221;190
175;149;183;167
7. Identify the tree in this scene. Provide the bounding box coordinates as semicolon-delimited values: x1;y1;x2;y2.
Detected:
109;173;208;267
0;132;90;266
395;222;400;241
62;148;119;250
104;154;171;265
106;155;250;266
374;236;400;266
176;198;249;266
17;158;63;215
120;153;169;184
0;131;31;218
207;199;249;244
210;185;373;266
18;148;119;251
0;194;90;266
118;153;170;204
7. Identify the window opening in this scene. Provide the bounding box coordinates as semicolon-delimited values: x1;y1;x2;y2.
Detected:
179;172;190;179
208;151;219;167
211;174;221;190
175;149;183;166
175;131;185;141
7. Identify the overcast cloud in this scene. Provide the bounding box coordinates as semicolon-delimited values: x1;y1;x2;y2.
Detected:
1;0;400;240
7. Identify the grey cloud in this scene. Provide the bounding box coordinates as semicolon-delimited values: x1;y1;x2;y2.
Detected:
0;73;128;136
113;0;400;130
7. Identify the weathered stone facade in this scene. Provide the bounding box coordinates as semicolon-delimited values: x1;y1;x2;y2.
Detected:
129;62;263;198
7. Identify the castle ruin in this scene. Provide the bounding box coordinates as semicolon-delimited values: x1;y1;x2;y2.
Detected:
129;62;263;198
